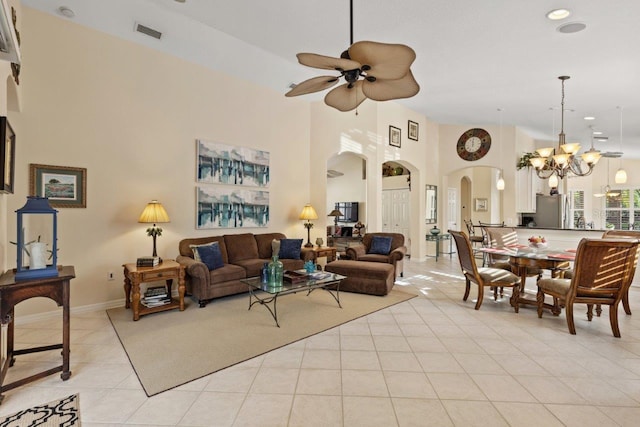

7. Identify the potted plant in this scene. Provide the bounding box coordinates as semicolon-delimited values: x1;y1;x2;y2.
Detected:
516;152;540;170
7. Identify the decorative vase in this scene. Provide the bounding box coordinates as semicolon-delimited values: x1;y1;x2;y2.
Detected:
260;262;269;284
430;226;441;235
315;237;324;247
268;255;283;286
304;260;316;274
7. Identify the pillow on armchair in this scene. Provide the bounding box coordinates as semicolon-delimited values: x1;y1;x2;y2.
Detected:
279;238;303;259
368;236;393;255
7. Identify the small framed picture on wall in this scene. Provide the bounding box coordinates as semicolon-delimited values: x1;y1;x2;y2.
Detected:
408;120;418;141
389;126;401;148
474;198;488;212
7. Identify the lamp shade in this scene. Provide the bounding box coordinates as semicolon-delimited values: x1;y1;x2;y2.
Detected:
299;204;318;221
328;209;343;217
138;200;170;223
615;168;628;184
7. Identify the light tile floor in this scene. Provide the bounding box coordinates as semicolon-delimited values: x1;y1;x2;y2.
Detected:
2;256;640;426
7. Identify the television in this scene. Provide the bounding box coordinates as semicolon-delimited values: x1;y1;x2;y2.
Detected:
335;202;359;223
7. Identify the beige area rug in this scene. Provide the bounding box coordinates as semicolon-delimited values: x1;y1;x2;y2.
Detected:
0;394;80;426
107;288;415;396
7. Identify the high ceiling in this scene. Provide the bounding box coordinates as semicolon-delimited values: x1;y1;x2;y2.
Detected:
23;0;640;158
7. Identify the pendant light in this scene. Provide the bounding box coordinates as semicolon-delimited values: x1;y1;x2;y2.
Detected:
496;108;505;190
614;106;627;184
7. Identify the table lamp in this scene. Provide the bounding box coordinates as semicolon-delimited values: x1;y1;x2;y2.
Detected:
299;204;318;248
138;200;170;258
328;209;343;235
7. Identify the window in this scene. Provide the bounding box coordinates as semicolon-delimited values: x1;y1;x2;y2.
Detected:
569;190;585;228
604;189;640;230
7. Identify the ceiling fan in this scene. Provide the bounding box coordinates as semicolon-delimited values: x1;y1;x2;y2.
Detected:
285;0;419;112
594;159;620;198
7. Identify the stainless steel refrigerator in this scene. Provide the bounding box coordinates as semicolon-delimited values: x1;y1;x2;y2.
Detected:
533;195;569;228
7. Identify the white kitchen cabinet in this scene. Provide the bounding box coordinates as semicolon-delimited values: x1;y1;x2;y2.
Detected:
515;168;537;213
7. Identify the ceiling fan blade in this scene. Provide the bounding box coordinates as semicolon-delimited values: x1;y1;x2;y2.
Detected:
324;81;367;112
362;70;420;101
348;41;416;80
285;76;340;97
296;53;361;71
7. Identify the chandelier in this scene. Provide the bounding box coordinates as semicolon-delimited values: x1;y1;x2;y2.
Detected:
529;76;601;187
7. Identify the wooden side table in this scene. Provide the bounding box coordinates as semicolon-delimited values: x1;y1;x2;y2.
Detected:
0;266;75;404
303;246;338;263
123;260;185;321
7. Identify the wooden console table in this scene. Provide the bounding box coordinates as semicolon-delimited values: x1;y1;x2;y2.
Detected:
123;260;185;321
0;266;75;404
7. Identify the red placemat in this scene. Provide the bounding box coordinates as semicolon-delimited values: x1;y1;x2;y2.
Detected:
547;253;575;260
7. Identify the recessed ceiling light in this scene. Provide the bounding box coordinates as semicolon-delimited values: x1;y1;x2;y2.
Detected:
547;9;571;20
593;131;603;135
57;6;75;18
557;22;587;34
584;116;595;120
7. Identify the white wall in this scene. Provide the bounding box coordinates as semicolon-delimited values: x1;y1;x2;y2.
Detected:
4;7;311;316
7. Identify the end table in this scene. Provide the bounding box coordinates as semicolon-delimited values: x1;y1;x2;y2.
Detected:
0;266;75;404
123;260;185;321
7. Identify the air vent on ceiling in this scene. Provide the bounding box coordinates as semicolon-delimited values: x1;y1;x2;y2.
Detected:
135;22;162;40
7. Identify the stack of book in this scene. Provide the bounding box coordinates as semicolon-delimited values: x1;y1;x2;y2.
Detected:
141;285;171;308
136;256;160;267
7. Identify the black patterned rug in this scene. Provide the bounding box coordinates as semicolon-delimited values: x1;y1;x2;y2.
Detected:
0;394;80;426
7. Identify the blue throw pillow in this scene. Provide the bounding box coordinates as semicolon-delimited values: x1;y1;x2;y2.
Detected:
279;238;303;259
195;242;224;270
368;236;393;255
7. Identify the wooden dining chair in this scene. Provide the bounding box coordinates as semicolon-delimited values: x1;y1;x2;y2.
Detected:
601;230;640;316
483;227;543;299
536;238;639;337
563;229;639;316
449;230;521;312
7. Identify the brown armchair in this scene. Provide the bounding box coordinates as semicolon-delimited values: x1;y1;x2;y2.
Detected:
536;238;639;337
345;232;406;277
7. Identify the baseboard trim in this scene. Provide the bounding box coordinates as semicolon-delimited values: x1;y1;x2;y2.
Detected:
15;299;126;326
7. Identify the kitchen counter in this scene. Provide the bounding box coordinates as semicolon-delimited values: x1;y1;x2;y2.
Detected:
516;226;610;232
514;228;605;249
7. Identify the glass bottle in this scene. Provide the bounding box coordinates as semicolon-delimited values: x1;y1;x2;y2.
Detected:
268;255;283;286
261;262;269;284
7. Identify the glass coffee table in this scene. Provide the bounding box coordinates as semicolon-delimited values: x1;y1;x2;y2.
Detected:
241;271;346;327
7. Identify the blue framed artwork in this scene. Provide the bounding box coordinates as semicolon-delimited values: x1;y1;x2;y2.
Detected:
196;140;269;187
196;186;269;229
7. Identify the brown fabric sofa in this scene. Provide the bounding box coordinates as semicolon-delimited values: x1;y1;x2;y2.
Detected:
345;232;406;277
176;232;311;307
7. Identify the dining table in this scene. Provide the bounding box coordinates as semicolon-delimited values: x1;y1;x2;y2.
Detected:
480;244;575;312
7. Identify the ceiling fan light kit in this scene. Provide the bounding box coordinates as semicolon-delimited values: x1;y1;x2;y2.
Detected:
285;0;419;112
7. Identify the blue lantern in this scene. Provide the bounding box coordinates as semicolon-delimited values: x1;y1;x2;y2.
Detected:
15;196;59;280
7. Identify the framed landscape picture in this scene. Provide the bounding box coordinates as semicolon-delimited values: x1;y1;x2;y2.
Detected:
0;117;15;194
30;164;87;208
389;126;401;148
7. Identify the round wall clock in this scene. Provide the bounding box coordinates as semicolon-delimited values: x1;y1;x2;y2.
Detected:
457;128;491;161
